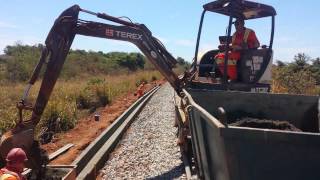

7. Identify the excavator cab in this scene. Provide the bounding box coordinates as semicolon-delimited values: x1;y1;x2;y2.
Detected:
194;0;276;92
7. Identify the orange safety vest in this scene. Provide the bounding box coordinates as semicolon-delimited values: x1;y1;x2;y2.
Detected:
214;28;255;80
215;53;238;80
232;28;253;46
0;168;22;180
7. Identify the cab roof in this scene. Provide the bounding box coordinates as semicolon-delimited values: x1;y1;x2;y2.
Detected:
203;0;276;19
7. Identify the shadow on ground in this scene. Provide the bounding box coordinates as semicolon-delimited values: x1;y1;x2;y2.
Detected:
146;163;185;180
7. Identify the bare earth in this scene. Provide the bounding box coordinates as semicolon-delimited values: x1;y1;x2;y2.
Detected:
42;80;164;165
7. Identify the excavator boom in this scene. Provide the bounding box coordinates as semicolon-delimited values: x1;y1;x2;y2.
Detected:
31;5;183;127
0;5;184;172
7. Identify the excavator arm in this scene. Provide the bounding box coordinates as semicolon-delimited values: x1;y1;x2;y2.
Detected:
0;5;185;172
77;8;182;89
32;5;183;126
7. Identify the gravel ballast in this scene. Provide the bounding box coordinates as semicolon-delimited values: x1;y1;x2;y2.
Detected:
100;83;186;179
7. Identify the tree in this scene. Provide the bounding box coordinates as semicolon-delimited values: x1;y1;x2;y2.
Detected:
272;53;319;94
312;57;320;66
135;53;145;69
309;57;320;84
294;53;310;67
113;52;145;71
177;57;186;65
276;60;286;67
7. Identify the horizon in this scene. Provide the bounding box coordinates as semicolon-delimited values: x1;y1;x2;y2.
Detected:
1;0;319;62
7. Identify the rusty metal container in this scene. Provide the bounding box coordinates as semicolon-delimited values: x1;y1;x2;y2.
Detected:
179;89;320;180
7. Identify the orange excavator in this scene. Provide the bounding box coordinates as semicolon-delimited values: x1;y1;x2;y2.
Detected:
0;0;275;176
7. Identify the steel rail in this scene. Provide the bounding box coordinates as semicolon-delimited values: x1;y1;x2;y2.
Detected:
72;85;160;179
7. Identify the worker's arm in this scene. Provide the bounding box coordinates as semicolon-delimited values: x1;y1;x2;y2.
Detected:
248;31;260;49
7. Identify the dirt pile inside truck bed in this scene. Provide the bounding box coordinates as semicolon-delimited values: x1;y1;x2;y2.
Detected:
230;117;302;132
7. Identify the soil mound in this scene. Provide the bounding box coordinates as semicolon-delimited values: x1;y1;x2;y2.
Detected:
230;117;302;132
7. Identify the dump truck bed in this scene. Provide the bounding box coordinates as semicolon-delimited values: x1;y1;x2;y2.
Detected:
180;88;320;180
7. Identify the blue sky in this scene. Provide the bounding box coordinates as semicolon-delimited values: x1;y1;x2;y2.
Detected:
0;0;319;62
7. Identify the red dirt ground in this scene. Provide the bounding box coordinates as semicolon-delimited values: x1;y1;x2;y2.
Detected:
42;80;165;165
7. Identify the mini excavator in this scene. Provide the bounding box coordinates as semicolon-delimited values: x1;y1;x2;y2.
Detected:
0;0;276;176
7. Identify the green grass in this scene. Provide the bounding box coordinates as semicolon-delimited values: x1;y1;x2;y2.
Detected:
0;71;162;134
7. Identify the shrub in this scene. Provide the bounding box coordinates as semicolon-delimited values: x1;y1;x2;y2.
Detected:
76;78;110;112
0;70;162;135
151;75;158;82
41;98;77;132
135;77;148;87
272;65;317;95
76;93;91;109
96;87;109;106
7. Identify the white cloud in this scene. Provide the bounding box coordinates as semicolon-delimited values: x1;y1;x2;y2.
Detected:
71;36;139;53
0;21;18;29
174;39;194;47
0;35;43;54
29;17;45;25
0;36;16;54
275;36;295;43
168;12;180;20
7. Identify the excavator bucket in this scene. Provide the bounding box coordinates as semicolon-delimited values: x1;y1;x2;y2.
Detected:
0;127;34;166
1;127;49;174
0;5;79;170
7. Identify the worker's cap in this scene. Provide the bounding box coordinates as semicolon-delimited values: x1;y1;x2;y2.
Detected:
6;148;28;163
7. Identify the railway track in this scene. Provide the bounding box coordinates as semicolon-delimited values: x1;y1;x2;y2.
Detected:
27;84;189;180
73;85;161;179
99;83;186;179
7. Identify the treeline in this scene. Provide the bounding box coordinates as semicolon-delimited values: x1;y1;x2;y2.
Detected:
272;53;320;95
0;43;189;82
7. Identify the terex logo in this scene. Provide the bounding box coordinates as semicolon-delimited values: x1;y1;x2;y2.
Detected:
105;28;114;37
105;28;143;41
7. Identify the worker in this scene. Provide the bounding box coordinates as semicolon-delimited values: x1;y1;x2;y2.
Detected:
0;148;28;180
215;18;260;81
135;81;146;98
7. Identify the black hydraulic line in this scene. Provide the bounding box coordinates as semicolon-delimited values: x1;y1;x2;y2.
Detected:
223;16;233;84
3;5;183;172
80;8;137;27
78;6;181;92
20;47;49;104
30;5;79;125
269;16;275;49
152;37;177;68
28;4;181;126
75;20;181;93
29;47;49;85
194;10;206;65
